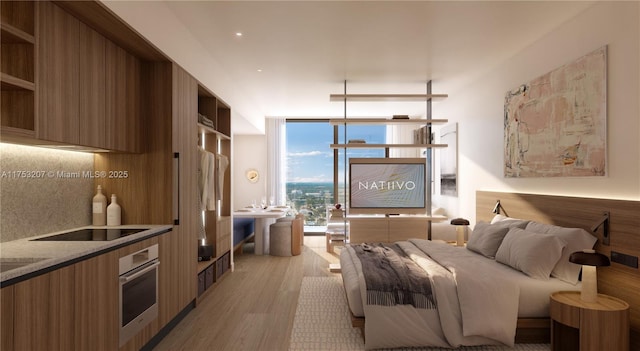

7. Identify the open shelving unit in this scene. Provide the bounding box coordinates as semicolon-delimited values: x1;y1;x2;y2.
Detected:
1;1;36;140
330;81;448;241
195;84;233;301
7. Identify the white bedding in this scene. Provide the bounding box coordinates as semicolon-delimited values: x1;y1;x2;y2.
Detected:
340;239;580;350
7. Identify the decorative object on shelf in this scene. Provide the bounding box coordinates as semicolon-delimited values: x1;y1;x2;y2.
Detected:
439;123;458;197
504;46;607;178
392;115;409;119
246;169;259;183
92;185;107;226
348;139;366;144
107;194;122;226
569;249;611;302
198;113;215;128
450;218;469;247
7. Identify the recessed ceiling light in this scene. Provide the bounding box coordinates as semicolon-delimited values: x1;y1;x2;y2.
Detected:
235;32;243;37
257;69;263;72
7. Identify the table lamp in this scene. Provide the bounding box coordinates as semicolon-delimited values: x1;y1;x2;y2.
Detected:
569;249;610;303
450;218;469;247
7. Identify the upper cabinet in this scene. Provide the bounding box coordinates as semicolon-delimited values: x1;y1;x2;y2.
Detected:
105;40;141;152
37;1;80;145
2;1;142;152
0;1;36;139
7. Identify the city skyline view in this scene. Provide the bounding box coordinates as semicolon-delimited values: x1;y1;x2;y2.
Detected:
286;121;386;183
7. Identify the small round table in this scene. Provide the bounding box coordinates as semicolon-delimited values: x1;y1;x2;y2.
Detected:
549;291;629;351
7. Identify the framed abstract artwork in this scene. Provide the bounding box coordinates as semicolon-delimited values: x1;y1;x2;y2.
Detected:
504;46;607;178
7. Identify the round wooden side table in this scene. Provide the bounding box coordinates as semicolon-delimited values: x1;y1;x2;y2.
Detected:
550;291;629;351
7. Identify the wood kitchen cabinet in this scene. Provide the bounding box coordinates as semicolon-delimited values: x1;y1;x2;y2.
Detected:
1;1;36;141
37;0;80;145
13;265;75;351
78;22;107;149
35;1;142;152
1;286;14;351
73;250;119;351
106;40;141;153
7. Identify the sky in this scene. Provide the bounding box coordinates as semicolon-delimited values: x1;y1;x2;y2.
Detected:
286;121;386;183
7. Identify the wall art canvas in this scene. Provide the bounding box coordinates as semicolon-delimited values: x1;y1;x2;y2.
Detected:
439;123;457;196
504;46;607;178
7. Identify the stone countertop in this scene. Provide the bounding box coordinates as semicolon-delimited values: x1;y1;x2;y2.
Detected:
0;224;172;285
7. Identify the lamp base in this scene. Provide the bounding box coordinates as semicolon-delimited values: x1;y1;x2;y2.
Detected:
580;265;598;303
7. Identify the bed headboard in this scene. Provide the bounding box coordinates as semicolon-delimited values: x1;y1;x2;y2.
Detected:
476;191;640;348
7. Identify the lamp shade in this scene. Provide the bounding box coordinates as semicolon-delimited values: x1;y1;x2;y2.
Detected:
569;250;611;267
450;218;469;247
450;218;470;226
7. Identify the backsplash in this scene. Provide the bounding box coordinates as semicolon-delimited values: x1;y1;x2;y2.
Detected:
0;143;94;242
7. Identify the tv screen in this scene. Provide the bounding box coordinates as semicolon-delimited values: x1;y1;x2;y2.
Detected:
349;158;426;215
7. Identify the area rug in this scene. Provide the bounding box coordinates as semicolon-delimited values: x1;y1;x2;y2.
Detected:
288;276;550;351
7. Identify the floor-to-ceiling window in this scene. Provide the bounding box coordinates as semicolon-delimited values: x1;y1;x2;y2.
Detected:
286;120;385;231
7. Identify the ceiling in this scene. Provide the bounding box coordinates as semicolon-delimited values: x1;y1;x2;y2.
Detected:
156;1;595;134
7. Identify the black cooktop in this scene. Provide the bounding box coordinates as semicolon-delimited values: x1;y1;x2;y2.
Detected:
32;228;148;242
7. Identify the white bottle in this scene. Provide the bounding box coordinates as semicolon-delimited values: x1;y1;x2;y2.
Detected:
107;194;122;226
92;185;107;226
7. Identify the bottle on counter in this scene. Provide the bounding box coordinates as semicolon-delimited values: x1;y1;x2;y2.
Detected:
92;185;107;226
107;194;122;226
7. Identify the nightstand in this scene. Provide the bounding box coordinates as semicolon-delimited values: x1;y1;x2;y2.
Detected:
549;291;629;351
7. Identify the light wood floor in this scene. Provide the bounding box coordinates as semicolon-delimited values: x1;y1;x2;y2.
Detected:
153;235;343;351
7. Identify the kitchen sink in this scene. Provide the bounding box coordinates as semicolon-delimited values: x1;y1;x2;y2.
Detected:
0;257;48;273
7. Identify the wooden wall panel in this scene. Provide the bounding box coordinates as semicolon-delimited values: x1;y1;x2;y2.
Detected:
94;61;172;225
476;191;640;349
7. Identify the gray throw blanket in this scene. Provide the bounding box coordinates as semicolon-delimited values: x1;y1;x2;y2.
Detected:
352;243;436;309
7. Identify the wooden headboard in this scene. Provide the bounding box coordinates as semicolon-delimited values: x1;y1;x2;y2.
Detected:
477;191;640;349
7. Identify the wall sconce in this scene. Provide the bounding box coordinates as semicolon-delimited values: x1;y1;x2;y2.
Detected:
491;200;508;217
591;211;610;246
569;250;610;302
450;218;469;247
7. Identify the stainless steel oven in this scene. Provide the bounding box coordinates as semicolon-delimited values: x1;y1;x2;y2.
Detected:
119;244;160;346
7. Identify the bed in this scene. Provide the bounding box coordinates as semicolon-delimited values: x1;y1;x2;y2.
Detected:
337;191;638;350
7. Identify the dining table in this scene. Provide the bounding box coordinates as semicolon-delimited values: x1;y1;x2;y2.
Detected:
232;207;288;255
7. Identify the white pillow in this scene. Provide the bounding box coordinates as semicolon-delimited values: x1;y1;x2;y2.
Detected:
525;222;598;285
466;221;510;258
495;227;567;280
490;214;528;225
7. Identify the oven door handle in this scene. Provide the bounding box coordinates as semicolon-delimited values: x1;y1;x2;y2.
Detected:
120;261;160;283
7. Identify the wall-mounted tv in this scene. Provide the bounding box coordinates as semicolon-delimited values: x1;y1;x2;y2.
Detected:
349;157;426;215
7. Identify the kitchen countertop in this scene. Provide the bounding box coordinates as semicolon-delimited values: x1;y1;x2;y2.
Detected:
0;224;172;285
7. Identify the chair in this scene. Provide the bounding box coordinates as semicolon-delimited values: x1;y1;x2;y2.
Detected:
269;214;304;256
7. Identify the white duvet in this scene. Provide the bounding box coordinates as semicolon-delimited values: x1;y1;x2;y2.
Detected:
341;239;520;350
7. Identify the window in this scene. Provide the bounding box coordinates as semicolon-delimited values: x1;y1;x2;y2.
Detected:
285;120;385;229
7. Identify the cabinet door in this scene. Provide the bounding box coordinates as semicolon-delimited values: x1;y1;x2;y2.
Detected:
349;217;389;244
172;65;199;255
106;40;141;152
158;228;196;327
74;251;119;351
389;218;428;241
216;216;232;257
37;1;79;144
1;286;14;351
13;265;75;351
78;22;106;149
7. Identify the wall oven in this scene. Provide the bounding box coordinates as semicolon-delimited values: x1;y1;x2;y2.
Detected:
119;244;160;346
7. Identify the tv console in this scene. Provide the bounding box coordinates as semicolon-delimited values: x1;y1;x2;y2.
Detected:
347;215;447;244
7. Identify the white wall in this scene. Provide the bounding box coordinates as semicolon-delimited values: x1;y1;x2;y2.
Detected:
434;1;640;223
233;135;268;210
